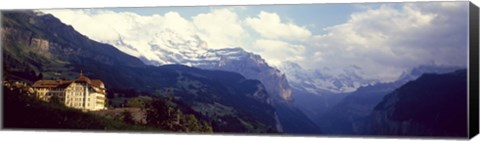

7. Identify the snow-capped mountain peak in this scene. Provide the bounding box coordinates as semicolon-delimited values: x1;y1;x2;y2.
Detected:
102;31;293;102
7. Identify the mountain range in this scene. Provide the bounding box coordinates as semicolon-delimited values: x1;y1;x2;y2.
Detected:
1;10;469;137
2;11;278;133
98;22;321;133
62;12;472;135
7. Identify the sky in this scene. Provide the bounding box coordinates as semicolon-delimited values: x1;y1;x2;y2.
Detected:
108;3;368;35
41;1;469;82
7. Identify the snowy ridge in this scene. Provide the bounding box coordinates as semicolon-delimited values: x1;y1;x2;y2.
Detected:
103;30;293;101
279;61;464;95
279;61;376;94
108;29;251;67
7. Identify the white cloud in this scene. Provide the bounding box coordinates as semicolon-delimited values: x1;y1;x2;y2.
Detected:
253;39;306;66
41;9;120;41
244;11;312;41
306;2;468;82
192;9;248;49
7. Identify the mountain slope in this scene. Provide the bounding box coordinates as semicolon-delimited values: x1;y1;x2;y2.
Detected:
365;69;467;137
2;11;277;133
273;100;322;134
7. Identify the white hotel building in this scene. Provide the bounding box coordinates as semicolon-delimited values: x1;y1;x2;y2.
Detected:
32;72;107;111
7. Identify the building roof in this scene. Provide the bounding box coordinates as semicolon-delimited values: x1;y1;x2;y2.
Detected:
32;80;72;88
91;80;104;88
75;71;91;84
93;88;106;94
32;72;106;94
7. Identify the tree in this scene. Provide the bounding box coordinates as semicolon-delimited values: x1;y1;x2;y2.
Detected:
122;110;135;125
145;99;177;130
200;121;213;132
127;97;146;109
182;114;201;132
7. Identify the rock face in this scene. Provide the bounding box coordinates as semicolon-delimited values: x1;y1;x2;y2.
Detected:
193;48;293;102
29;38;49;51
364;69;468;137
